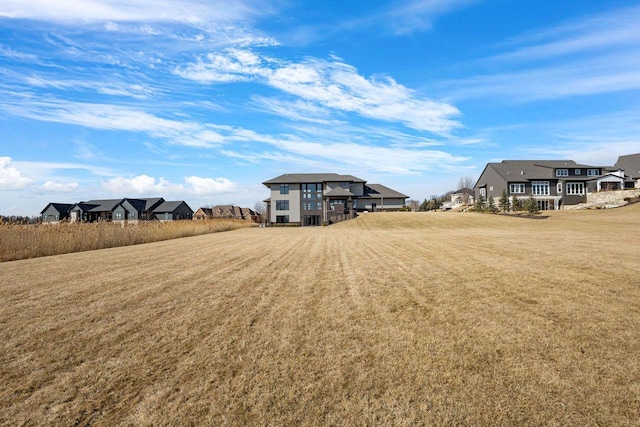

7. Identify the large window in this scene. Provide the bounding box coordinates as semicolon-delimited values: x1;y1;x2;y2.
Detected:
531;181;550;195
587;169;599;176
279;184;289;194
275;215;289;223
303;201;323;211
509;183;525;194
275;200;289;210
302;183;322;199
566;182;585;195
556;169;569;176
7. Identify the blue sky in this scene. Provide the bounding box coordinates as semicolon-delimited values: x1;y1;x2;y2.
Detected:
1;0;640;215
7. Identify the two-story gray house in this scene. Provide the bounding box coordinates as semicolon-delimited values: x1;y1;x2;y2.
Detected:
473;160;635;210
263;173;408;226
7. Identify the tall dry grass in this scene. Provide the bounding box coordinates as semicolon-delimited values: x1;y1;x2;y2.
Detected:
0;220;251;262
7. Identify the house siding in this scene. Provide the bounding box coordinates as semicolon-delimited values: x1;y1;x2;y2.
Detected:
270;183;301;224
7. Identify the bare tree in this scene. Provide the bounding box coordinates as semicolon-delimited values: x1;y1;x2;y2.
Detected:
253;201;267;224
457;175;475;190
457;175;475;205
253;201;266;215
408;199;421;212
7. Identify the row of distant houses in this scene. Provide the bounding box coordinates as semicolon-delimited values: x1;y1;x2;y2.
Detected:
41;197;257;223
474;153;640;210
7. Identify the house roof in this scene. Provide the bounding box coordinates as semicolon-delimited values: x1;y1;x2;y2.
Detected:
363;184;409;199
614;153;640;179
455;188;475;196
84;199;123;212
40;203;73;215
70;202;100;212
153;201;192;213
263;173;366;185
195;207;213;215
477;160;607;186
324;187;355;197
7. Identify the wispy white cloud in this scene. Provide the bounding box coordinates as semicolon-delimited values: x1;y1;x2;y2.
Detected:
176;49;461;134
0;0;266;25
222;131;469;175
444;5;640;102
494;5;640;61
382;0;480;35
333;0;480;36
0;157;34;190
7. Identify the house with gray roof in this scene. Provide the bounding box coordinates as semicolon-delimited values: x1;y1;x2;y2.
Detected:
263;173;408;226
474;159;635;210
614;153;640;187
41;203;73;222
152;201;194;221
45;197;195;222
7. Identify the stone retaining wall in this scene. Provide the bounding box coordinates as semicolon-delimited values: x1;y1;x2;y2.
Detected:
565;189;640;209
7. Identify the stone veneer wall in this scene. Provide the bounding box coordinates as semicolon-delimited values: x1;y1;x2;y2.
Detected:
565;188;640;209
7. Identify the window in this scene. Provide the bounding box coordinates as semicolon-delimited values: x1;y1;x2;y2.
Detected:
557;182;562;194
509;183;525;194
115;212;122;220
531;181;550;195
275;200;289;210
566;182;585;195
275;215;289;223
575;169;581;175
303;202;322;211
556;169;569;176
279;184;289;194
587;169;599;176
339;182;349;188
302;183;322;199
479;188;486;196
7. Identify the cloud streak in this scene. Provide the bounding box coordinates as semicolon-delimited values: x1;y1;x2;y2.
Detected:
176;50;461;134
443;5;640;102
0;0;266;25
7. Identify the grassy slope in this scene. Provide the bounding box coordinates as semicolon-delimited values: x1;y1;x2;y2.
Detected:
1;206;639;425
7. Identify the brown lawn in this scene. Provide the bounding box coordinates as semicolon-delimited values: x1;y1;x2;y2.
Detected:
1;206;639;425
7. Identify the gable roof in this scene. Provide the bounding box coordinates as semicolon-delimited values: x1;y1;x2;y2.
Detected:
455;188;475;196
84;199;123;212
614;153;640;179
263;173;366;185
153;201;192;213
40;203;73;215
363;184;409;199
69;202;100;212
195;207;213;216
324;187;355;197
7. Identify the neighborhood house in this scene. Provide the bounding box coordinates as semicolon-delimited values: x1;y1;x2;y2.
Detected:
474;154;640;210
41;198;193;222
263;173;409;226
194;205;257;221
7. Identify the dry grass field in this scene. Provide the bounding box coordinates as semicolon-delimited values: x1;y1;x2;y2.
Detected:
1;206;639;425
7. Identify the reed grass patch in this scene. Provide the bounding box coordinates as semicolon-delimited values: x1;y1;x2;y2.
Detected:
0;219;251;262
